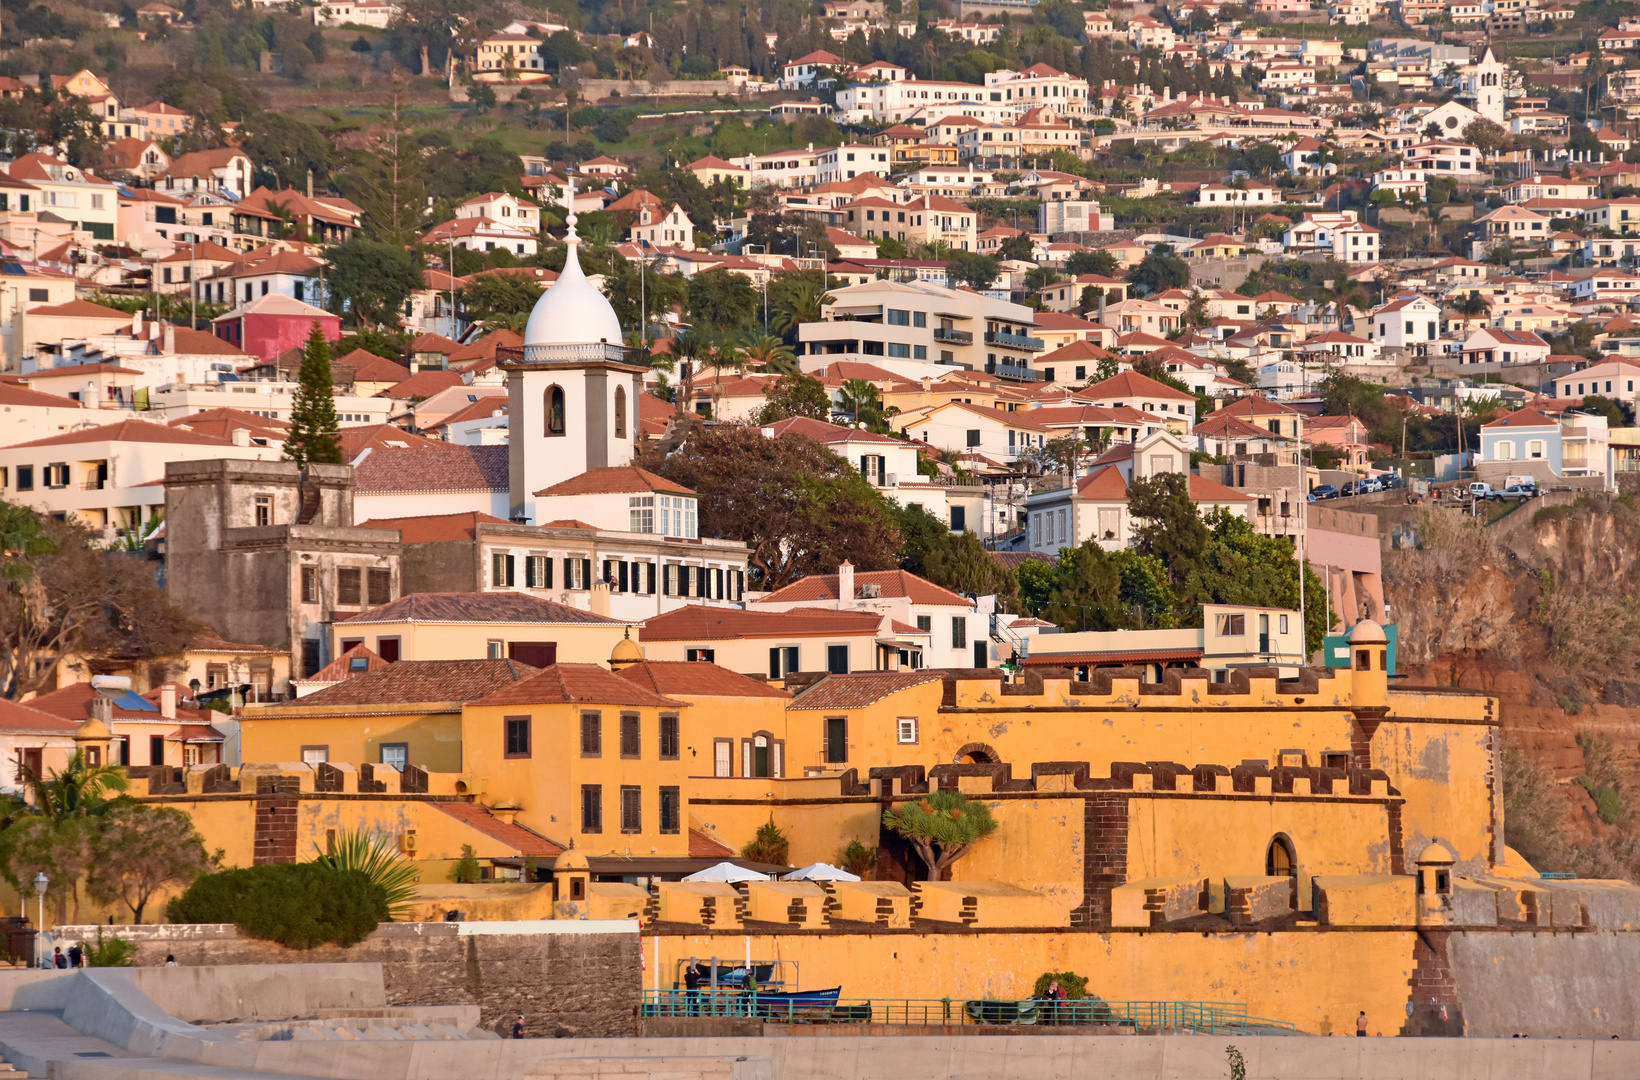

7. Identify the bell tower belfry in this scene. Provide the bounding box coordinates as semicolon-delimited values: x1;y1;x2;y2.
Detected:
504;178;648;524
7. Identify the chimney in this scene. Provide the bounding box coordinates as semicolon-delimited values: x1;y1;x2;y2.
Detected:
232;428;251;446
838;560;855;606
159;684;176;720
163;321;175;355
131;309;143;337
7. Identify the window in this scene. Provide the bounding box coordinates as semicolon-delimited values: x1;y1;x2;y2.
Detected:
525;555;552;588
545;386;566;436
301;746;328;765
492;552;515;587
917;615;932;634
620;712;641;758
580;785;602;833
1527;440;1545;459
714;738;733;777
502;715;531;758
825;716;847;763
897;717;918;744
659;787;681;833
913;311;927;328
336;568;362;606
368;569;391;605
614;385;627;439
487;639;504;659
769;646;799;678
659;714;680;759
966;429;981;447
620;786;642;833
827;644;849;674
301;566;317;602
1216;613;1246;636
1266;835;1296;879
952;616;967;649
629;495;655;533
580;711;601;756
253;495;272;527
376;637;400;662
1279;614;1289;635
15;466;32;491
685;646;715;662
887;308;910;325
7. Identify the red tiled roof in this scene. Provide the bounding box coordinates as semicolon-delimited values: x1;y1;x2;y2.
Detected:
1078;369;1196;402
353;444;509;493
5;418;234;450
339;592;623;626
25;300;131;320
277;659;541;708
761;416;903;445
534;466;694;498
339;425;444;459
379;370;466;400
1483;408;1558;429
472;663;686;708
615;661;791;699
1022;647;1202;667
0;698;81;735
690;828;734;857
786;670;945;710
436;803;563;857
25;682;214;723
294;643;390;687
358;511;511;544
0;383;86;409
1075;465;1129;499
756;569;971;607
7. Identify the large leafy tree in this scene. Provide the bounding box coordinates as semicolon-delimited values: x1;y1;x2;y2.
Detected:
686;269;759;333
325;239;421;330
1128;472;1211;588
893;505;1017;607
1127;244;1191;296
239;112;333;190
87;803;215;924
882;790;998;881
753;372;830;423
769;277;833;341
0;510;196;700
1065;249;1121;278
641;425;901;588
1182;511;1331;655
284;322;344;467
945;250;1001;290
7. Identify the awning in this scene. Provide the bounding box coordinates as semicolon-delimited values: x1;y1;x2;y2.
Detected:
1022;648;1203;667
168;724;225;744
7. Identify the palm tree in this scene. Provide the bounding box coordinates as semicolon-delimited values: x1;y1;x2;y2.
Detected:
19;750;129;823
741;333;797;373
771;279;833;339
838;379;899;433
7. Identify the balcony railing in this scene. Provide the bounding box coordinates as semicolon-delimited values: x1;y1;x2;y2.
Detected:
934;327;973;344
986;330;1046;351
80;480;106;491
987;361;1041;382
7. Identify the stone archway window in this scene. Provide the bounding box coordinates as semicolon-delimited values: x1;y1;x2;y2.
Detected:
1267;835;1297;879
545;386;565;437
954;741;999;764
614;385;627;439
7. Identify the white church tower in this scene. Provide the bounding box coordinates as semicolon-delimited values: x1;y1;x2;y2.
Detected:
504;182;647;524
1460;46;1506;126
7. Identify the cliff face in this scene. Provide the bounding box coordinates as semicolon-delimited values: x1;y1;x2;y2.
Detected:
1382;499;1640;864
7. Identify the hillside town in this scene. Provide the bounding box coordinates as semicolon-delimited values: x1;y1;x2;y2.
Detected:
6;0;1640;1064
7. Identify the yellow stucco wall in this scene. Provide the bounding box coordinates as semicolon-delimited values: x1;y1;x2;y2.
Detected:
1372;718;1496;869
646;929;1419;1036
239;706;465;773
331;621;627;665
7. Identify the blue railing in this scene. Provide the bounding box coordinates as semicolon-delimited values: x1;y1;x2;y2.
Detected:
934;327;974;344
986;330;1046;351
641;991;1298;1034
987;361;1041;382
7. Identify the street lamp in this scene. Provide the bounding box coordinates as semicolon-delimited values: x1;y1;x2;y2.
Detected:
32;873;46;967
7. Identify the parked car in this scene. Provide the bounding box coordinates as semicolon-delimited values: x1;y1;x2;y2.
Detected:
1339;480;1359;497
1496;484;1539;502
1358;477;1383;494
1311;484;1339;500
1468;482;1497;501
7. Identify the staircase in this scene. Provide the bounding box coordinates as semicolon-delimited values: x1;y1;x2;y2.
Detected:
0;1056;31;1079
295;483;321;525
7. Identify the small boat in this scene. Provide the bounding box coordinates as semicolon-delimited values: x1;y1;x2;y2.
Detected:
744;986;843;1019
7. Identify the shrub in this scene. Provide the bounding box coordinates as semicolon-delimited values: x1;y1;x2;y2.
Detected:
452;844;481;884
85;930;136;967
314;828;418;918
740;821;790;866
166;863;387;949
839;839;876;878
1575;776;1622;826
1031;971;1090;1000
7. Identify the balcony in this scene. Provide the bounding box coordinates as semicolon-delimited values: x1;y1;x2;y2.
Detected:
987;361;1041;382
986;330;1046;351
934;327;973;344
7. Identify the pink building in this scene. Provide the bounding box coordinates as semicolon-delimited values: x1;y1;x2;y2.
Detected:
212;293;340;362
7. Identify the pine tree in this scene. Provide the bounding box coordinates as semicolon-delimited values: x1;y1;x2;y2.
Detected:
285;322;343;467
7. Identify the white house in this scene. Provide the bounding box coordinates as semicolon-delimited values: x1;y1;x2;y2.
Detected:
1553;359;1640;405
1368;294;1444;349
1457;327;1551;369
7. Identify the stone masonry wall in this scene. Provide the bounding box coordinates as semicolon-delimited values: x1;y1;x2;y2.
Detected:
61;924;639;1037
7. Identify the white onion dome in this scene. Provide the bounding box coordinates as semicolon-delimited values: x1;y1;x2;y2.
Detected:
524;205;622;348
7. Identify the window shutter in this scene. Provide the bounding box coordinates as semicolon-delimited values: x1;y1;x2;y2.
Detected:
581;559;592;588
602;559;612;586
646;563;657;595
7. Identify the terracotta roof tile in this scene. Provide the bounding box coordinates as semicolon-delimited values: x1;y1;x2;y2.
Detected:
641;606;885;641
338;592;623;626
0;698;81;735
755;569;971;607
435;803;563;857
690;828;734;857
5;418;234;450
292;643;389;687
353;444;509;493
358;511;511;544
787;670;945;710
534;466;694;498
339;425;444;459
615;660;791;699
1078;370;1196;402
283;659;540;707
379;370;466;400
472;663;686;708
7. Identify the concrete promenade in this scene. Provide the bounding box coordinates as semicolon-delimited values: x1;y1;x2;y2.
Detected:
0;967;1636;1080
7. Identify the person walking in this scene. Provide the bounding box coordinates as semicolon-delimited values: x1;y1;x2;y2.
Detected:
66;945;82;969
683;960;702;1017
1356;1010;1368;1037
52;948;67;969
511;1016;526;1039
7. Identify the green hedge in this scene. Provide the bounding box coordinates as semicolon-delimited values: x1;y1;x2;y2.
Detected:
165;863;388;949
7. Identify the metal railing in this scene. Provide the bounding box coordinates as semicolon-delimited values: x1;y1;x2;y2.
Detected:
987;361;1041;382
934;327;973;344
986;330;1046;351
641;991;1298;1034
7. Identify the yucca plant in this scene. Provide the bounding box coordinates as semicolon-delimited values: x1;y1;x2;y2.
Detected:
313;828;419;919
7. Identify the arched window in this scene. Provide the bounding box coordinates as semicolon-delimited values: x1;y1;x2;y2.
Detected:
1266;835;1296;879
545;386;565;437
614;385;627;439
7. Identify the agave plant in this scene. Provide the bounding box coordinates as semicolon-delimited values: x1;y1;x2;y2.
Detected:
314;827;419;919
